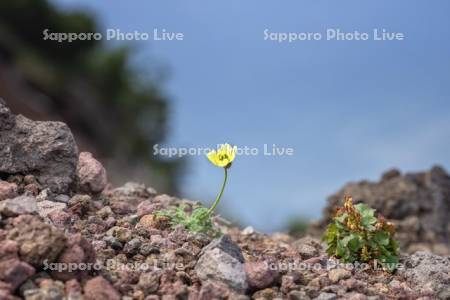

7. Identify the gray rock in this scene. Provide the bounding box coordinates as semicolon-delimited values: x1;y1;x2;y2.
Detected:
241;226;255;235
0;100;78;193
328;268;351;283
53;194;70;203
195;235;248;292
36;189;51;202
398;251;450;294
199;234;245;263
294;236;321;259
438;286;450;300
288;290;311;300
24;280;66;300
140;243;160;255
0;196;37;217
313;292;337;300
112;182;148;197
123;238;142;255
138;272;160;294
103;236;123;250
37;200;67;218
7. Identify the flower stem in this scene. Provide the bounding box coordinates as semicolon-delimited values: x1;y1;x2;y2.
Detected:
207;167;228;215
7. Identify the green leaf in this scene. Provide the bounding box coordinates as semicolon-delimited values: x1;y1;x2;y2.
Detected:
323;223;338;243
374;231;390;246
336;239;346;257
348;235;363;252
340;234;354;246
356;203;377;227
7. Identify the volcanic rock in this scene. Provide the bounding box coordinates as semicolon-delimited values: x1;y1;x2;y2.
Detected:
0;100;78;193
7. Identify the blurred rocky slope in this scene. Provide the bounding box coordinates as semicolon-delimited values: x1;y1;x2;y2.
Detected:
308;167;450;256
1;101;450;299
0;0;182;193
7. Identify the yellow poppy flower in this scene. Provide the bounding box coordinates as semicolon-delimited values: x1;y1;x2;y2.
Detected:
207;143;237;168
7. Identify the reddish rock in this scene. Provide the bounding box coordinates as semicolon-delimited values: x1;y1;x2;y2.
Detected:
0;281;12;291
0;181;17;201
48;210;72;228
0;240;18;260
77;152;107;194
6;215;66;267
245;261;279;290
137;200;160;217
84;276;120;300
0;229;7;240
23;183;40;196
0;258;35;290
0;289;20;300
65;279;82;298
52;234;96;281
110;201;134;215
198;282;231;300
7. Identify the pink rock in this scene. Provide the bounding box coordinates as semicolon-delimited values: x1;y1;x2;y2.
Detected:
0;181;17;201
245;261;279;290
110;201;134;214
52;234;96;281
0;289;19;300
0;259;35;290
0;240;18;261
77;152;107;193
343;278;358;290
65;279;82;297
347;293;368;300
137;200;160;217
84;276;120;300
0;281;12;291
48;210;72;228
198;282;231;300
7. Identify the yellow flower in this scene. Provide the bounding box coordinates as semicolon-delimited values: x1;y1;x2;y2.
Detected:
207;143;237;168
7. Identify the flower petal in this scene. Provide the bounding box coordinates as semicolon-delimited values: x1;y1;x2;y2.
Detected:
207;150;219;166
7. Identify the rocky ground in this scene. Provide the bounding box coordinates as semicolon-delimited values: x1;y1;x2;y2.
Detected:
1;100;450;300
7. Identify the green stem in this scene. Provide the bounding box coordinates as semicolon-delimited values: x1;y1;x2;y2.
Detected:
207;167;228;215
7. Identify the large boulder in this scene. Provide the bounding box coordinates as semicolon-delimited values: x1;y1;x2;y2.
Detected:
308;166;450;255
398;251;450;297
0;99;78;193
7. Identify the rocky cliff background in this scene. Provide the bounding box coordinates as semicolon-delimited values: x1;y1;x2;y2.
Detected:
0;0;182;194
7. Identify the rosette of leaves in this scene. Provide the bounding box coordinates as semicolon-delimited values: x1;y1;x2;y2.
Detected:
156;204;216;234
322;196;399;271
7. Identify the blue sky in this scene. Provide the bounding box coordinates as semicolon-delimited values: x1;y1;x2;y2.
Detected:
54;0;450;231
